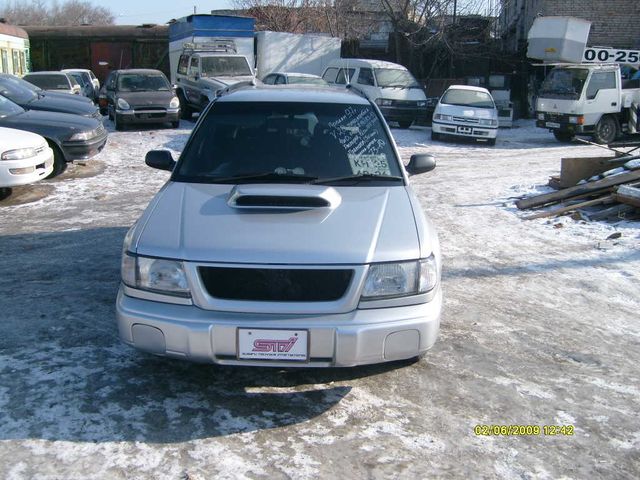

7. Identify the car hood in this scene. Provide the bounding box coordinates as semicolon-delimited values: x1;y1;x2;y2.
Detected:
0;110;100;139
436;103;497;119
0;126;47;149
117;90;175;107
25;93;98;116
41;90;93;104
201;75;254;89
375;87;426;102
134;182;423;265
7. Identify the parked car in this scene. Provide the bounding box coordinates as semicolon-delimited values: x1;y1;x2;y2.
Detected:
12;73;93;105
0;127;53;188
431;85;499;145
64;70;97;101
103;69;180;130
0;94;107;176
62;68;100;91
117;85;442;367
0;74;102;120
262;72;328;86
322;59;427;129
22;71;81;95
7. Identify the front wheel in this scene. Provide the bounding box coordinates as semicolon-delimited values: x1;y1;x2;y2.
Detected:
487;138;496;146
592;115;618;145
177;91;193;120
46;142;66;178
553;130;575;143
431;130;440;141
398;120;412;129
114;113;124;131
171;121;179;129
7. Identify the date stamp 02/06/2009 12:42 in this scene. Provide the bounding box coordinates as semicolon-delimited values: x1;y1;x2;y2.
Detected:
474;425;575;436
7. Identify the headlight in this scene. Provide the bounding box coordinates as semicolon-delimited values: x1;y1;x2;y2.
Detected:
169;96;180;109
69;129;98;141
434;113;452;121
117;97;131;110
121;254;190;297
1;147;37;160
375;98;393;106
537;113;545;120
361;256;438;300
417;101;427;107
479;118;498;126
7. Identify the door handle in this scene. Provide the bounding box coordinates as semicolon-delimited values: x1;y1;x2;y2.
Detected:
611;102;617;106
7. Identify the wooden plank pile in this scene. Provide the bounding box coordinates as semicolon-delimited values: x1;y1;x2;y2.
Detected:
516;156;640;222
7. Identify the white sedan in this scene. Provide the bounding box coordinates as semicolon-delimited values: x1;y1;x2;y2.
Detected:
0;126;54;188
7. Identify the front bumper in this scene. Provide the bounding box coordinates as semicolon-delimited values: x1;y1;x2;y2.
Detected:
432;120;497;139
116;286;442;367
379;105;426;124
116;108;180;125
61;131;108;161
0;146;53;187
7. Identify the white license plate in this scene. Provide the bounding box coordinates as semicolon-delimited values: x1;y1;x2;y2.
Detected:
237;329;308;361
546;121;561;128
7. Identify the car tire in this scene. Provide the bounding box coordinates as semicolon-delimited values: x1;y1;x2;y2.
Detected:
431;130;440;141
592;115;618;145
553;130;575;143
0;187;11;201
114;113;124;131
487;138;496;146
46;142;67;179
178;91;193;120
398;121;412;129
171;121;179;129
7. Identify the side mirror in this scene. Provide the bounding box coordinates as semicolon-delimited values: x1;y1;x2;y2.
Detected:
407;154;436;175
145;150;176;172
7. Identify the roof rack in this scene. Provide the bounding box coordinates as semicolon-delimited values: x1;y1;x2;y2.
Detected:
182;40;237;54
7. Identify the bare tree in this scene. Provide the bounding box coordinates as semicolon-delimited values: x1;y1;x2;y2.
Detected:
0;0;115;25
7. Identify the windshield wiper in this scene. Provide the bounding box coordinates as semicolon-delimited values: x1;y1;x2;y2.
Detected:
313;174;403;185
205;172;319;184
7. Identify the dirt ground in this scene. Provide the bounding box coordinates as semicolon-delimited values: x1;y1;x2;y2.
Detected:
0;119;639;479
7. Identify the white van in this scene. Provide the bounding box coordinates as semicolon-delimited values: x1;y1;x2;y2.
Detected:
431;85;499;145
322;59;427;129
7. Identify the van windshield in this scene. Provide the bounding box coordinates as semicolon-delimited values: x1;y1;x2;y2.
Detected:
539;68;588;100
374;69;421;89
175;101;403;185
441;89;495;109
201;57;252;77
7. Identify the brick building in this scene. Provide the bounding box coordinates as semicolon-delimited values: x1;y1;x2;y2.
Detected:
499;0;640;52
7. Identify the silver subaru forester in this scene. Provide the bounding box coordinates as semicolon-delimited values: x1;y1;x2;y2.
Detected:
116;85;442;367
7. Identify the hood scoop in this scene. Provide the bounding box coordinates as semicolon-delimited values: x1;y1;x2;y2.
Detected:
228;184;341;210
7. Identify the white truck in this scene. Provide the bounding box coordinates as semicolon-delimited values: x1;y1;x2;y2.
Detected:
529;17;640;144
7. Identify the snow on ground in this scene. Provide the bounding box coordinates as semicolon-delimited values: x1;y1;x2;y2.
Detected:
0;119;639;479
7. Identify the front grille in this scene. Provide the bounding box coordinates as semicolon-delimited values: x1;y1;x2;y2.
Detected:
132;106;166;111
199;267;354;302
394;100;418;107
453;116;479;124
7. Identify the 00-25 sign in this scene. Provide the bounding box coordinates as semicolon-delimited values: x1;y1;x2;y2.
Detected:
583;48;640;65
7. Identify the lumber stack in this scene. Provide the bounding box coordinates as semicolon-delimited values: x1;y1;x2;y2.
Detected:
516;157;640;222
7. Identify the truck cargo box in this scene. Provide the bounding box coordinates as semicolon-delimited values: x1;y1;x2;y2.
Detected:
527;17;591;63
255;31;341;79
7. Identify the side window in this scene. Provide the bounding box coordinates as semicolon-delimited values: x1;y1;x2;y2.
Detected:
263;74;275;85
188;56;199;76
357;68;375;86
322;67;339;83
586;71;617;99
0;50;8;73
275;74;286;85
335;68;355;85
177;55;189;75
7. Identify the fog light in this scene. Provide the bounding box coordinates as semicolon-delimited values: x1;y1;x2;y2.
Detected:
9;166;35;175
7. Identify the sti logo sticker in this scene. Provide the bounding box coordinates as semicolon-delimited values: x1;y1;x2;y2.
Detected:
253;337;298;353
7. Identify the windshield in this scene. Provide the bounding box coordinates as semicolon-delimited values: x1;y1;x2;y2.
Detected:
539;68;588;100
287;76;327;86
0;94;25;118
117;73;170;92
24;74;70;90
0;76;38;104
175;101;402;184
374;68;421;88
201;57;252;77
69;72;89;87
441;89;495;108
